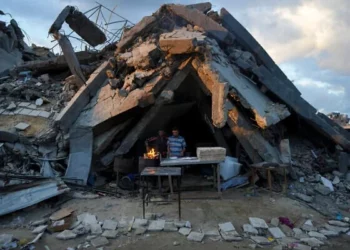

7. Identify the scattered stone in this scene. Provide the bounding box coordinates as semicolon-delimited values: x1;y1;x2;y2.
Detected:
332;170;344;178
250;236;271;245
314;183;331;196
204;229;220;236
324;224;349;233
102;220;118;230
276;237;298;246
179;227;191;236
332;176;340;185
15;122;30;131
86;235;97;241
308;231;326;240
69;220;81;230
220;231;242;241
132;218;148;229
173;241;180;246
272;246;283;250
38;111;51;118
249;217;269;229
174;221;186;228
219;222;235;232
185;221;191;228
243;224;258;235
102;230;118;239
296;193;313;203
28;104;37;109
187;232;205;242
31;218;49;226
268;227;286;239
32;225;48;234
18;108;32;115
91;237;109;248
18;102;30;107
164;222;178;232
35;98;44;106
90;223;102;235
72;224;89;235
6;102;16;110
293;228;308;239
301;220;317;232
292;244;312;250
135;227;147;235
77;213;98;225
148;220;165;232
270;218;279;227
56;230;77;240
328;220;349;227
28;110;41;117
300;237;324;247
280;224;293;236
318;229;339;237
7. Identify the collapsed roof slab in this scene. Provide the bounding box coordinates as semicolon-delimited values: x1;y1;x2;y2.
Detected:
220;8;301;95
167;4;235;45
55;61;111;132
253;65;350;151
192;40;290;129
115;67;191;156
186;2;212;14
227;102;281;163
116;16;157;53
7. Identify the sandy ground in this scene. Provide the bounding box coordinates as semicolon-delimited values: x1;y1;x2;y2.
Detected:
0;114;49;136
1;188;350;250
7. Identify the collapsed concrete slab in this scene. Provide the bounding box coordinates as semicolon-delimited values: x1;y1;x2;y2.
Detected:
167;4;235;45
159;30;205;54
55;61;111;131
186;2;212;14
220;8;300;95
192;39;290;129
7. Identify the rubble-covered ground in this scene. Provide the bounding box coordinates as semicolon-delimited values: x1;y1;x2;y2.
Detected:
0;189;350;250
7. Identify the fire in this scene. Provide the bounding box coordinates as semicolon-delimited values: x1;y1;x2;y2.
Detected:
145;148;158;159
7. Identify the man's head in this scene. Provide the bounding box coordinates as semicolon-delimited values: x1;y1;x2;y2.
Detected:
172;127;179;137
158;129;165;137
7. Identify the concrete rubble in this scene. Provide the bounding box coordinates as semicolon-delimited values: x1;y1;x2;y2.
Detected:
0;2;350;250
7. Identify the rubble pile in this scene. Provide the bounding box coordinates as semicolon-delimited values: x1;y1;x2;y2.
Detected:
1;211;349;249
0;15;55;76
328;112;350;127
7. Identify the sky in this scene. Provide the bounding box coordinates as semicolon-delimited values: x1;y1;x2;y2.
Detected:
1;0;350;115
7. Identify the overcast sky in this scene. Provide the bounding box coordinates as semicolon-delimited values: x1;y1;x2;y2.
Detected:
2;0;350;115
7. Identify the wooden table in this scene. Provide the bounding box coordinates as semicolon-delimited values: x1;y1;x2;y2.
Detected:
160;158;224;195
141;167;182;219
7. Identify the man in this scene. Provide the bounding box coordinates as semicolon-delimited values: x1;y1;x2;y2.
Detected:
167;127;186;157
145;130;168;158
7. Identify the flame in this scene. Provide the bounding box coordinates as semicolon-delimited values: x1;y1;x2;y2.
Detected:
146;148;158;159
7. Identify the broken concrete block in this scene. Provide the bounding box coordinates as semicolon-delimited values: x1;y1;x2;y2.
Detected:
250;236;271;245
268;227;286;239
291;244;311;250
18;108;32;115
318;229;339;237
293;228;307;239
32;225;48;234
324;224;349;233
314;183;332;196
28;110;41;117
164;222;178;232
270;218;279;227
128;43;160;69
148;220;165;232
77;213;98;226
28;104;37;109
35;98;44;106
328;220;349;227
159;30;205;54
296;193;313;203
18;102;30;107
187;232;204;242
212;82;228;128
15;122;30;131
300;237;324;247
249;217;269;229
204;229;220;236
102;230;118;239
90;223;102;235
219;222;235;232
308;231;326;240
91;236;109;248
186;2;212;13
72;224;89;235
179;227;191;236
243;224;258;235
56;230;77;240
135;227;147;235
220;231;242;241
38;111;51;118
102;220;118;230
132;219;148;229
6;102;16;111
31;218;49;227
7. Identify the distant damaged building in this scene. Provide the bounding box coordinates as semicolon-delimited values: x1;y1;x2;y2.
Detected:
50;2;350;185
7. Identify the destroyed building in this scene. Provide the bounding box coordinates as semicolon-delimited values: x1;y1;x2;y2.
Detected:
1;2;350;217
